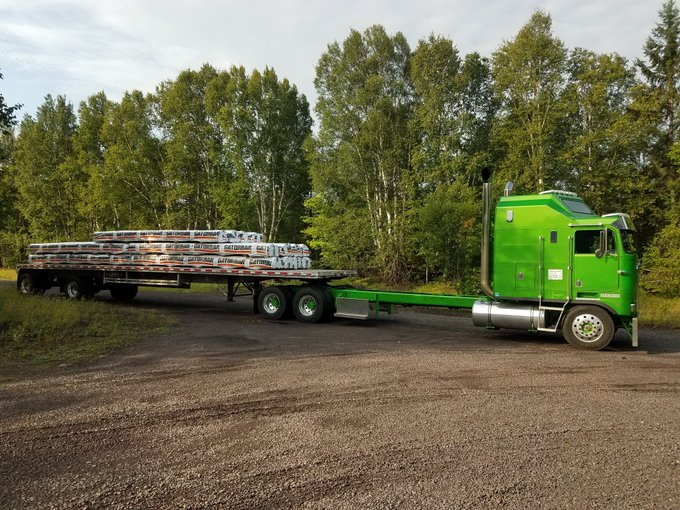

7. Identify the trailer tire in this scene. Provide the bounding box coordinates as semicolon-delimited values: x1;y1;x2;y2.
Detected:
17;272;46;296
64;277;91;300
293;286;330;323
257;286;293;320
109;284;138;301
562;305;615;350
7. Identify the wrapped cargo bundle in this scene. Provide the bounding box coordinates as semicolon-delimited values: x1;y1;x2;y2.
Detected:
215;257;247;269
28;254;51;264
29;242;100;254
29;254;109;265
132;242;277;257
218;243;277;257
93;230;264;244
69;254;112;264
157;255;245;268
109;254;130;264
275;243;311;257
27;230;311;271
29;251;311;269
98;243;130;254
244;256;312;270
131;254;159;266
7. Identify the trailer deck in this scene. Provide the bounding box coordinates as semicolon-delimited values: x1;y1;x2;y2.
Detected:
16;263;355;281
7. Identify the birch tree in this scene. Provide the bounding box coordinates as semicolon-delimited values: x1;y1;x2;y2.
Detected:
492;11;568;192
310;25;414;281
216;66;312;241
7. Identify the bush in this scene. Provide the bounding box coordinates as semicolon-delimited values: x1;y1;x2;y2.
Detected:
0;230;29;268
416;180;480;285
640;223;680;298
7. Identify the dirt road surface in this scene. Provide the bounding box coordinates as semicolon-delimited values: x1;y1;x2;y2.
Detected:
1;289;679;509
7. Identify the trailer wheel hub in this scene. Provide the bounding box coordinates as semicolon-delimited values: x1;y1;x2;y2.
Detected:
20;277;32;294
263;295;281;313
298;295;317;317
571;313;604;343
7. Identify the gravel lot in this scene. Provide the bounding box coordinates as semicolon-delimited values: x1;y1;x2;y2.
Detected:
1;289;679;509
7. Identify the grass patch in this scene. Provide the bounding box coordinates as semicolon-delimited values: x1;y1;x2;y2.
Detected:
0;268;16;281
0;286;171;372
332;277;463;295
639;294;680;328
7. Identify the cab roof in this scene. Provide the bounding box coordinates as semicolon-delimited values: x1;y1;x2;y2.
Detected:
497;191;633;229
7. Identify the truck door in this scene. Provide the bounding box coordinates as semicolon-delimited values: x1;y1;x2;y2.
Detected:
572;229;619;296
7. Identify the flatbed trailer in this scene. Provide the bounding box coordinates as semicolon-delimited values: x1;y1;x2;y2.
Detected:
15;263;356;303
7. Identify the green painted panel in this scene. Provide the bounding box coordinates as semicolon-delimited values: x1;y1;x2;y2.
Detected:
329;288;479;309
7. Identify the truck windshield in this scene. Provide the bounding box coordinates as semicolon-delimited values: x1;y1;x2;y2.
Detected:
621;230;636;254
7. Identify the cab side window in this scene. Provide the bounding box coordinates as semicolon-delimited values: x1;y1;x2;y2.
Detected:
575;230;615;254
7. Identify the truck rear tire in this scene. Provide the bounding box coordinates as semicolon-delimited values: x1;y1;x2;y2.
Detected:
562;305;615;350
257;286;293;320
17;272;46;296
109;284;138;301
293;286;331;323
64;277;91;300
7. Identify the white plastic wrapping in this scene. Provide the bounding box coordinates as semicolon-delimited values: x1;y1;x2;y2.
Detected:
27;229;311;270
93;230;264;243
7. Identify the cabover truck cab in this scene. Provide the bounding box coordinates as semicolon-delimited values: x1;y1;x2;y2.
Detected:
327;175;639;350
471;179;638;350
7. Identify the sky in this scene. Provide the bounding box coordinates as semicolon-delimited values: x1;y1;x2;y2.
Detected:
0;0;664;124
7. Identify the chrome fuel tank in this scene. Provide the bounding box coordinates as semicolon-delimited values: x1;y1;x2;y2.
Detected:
472;301;546;330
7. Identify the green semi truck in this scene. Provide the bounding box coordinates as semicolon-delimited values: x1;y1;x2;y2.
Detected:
324;172;638;350
17;171;639;351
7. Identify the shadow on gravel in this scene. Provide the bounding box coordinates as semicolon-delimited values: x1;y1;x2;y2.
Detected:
25;287;680;358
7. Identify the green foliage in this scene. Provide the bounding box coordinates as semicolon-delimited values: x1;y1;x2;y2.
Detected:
100;90;167;229
215;66;312;241
639;292;680;327
312;25;415;282
3;64;311;248
0;68;22;133
492;11;568;193
303;192;375;272
635;0;680;224
156;64;228;230
415;180;480;284
411;37;495;186
2;7;680;295
640;222;680;297
0;287;169;368
11;95;84;241
0;231;29;268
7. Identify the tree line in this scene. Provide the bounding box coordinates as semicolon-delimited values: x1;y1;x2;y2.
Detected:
1;4;679;295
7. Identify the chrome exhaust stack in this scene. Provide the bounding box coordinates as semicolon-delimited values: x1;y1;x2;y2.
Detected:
480;168;494;298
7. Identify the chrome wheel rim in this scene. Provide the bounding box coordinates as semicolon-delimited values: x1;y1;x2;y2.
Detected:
263;294;281;314
298;295;317;317
20;277;32;294
66;281;80;298
571;313;604;343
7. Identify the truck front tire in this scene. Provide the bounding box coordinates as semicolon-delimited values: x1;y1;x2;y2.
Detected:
562;305;615;350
